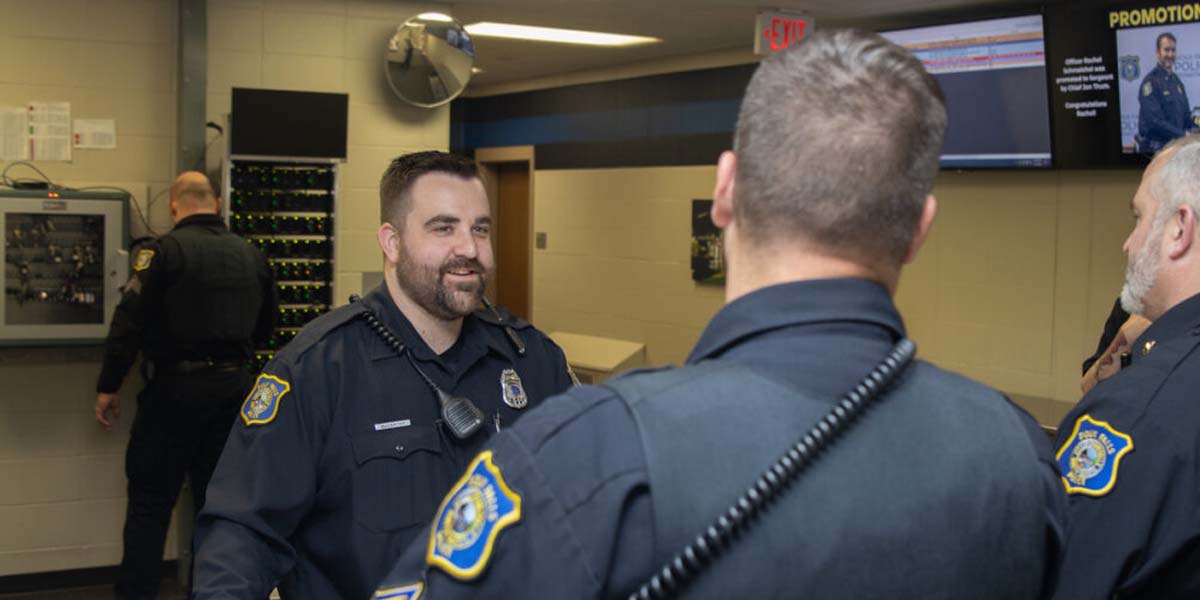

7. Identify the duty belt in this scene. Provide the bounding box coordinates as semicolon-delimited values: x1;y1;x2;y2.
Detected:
160;359;244;375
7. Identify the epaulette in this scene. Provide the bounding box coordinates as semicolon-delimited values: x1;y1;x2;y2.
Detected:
473;303;532;329
275;302;368;362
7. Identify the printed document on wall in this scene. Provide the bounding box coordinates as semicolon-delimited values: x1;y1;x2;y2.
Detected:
73;119;117;149
0;107;29;160
28;102;72;161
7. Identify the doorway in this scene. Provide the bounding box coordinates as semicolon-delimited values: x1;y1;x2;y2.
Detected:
476;146;534;321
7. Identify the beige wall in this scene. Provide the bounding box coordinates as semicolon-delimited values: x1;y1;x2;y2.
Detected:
532;166;1141;404
0;0;450;576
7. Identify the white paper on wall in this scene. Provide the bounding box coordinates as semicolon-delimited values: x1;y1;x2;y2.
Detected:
73;119;117;149
0;107;29;160
28;101;72;161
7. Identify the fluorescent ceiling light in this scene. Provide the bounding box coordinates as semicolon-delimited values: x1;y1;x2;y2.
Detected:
464;22;660;46
417;12;453;22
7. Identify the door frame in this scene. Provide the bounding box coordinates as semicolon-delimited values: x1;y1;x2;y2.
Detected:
475;145;535;319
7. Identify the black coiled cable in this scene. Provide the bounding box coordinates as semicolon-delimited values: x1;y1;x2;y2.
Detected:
629;338;917;600
350;294;484;440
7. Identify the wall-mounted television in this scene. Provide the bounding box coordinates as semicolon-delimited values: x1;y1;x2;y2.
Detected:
882;14;1054;169
1046;1;1200;168
231;88;349;159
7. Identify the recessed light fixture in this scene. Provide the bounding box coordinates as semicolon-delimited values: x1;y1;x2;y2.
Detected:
417;12;454;22
463;22;661;47
471;67;485;74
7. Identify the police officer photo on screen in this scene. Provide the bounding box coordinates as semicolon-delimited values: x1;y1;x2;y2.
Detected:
1053;132;1200;599
1136;32;1199;154
373;29;1067;600
94;171;277;600
190;151;574;600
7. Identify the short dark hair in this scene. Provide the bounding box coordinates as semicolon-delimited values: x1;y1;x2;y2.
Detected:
380;151;479;225
1157;32;1177;51
733;29;947;267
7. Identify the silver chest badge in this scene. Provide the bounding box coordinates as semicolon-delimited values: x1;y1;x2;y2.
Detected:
500;369;528;409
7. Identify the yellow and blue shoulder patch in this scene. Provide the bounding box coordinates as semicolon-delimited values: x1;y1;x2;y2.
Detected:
375;582;422;600
133;249;155;271
240;373;290;426
1056;414;1134;496
427;450;521;580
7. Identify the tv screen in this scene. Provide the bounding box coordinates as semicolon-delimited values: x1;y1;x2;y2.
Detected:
882;15;1053;169
1046;1;1200;168
230;88;349;159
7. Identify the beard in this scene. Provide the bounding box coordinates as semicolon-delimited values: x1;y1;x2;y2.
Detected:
1120;220;1164;315
395;252;489;321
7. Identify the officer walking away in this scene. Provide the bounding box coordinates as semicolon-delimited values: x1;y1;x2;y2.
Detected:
94;171;276;600
1053;133;1200;599
1136;32;1198;154
192;151;574;600
374;30;1067;600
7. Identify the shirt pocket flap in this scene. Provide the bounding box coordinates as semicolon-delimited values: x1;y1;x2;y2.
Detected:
351;425;441;464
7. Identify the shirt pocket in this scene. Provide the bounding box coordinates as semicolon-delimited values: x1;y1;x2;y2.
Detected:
350;425;450;533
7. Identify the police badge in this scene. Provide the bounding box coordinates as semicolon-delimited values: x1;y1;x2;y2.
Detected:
427;451;521;579
1119;55;1140;82
1056;414;1133;497
241;373;290;426
500;368;527;409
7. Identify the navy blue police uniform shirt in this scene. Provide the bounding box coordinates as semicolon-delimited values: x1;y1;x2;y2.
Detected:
1138;64;1195;153
1053;292;1200;599
191;283;573;600
373;278;1067;600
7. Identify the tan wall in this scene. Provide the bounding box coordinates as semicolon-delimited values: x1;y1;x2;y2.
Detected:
0;0;450;576
532;166;1140;404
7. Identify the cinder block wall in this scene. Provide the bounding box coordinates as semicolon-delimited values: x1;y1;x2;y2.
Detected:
0;0;449;576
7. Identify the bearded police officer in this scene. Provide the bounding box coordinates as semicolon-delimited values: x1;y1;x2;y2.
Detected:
1053;133;1200;599
373;30;1067;600
192;152;574;600
95;171;277;600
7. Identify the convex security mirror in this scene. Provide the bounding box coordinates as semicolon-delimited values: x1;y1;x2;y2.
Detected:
386;13;475;108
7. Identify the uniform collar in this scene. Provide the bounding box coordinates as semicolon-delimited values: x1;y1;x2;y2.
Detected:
687;278;905;364
1130;291;1200;364
362;283;513;364
173;213;225;229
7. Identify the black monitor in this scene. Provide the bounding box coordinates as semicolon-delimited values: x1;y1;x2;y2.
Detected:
882;14;1054;169
1046;1;1200;168
230;88;349;159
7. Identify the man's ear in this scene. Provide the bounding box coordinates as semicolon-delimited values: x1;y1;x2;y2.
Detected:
377;222;402;263
711;151;737;229
1166;205;1195;260
903;194;938;264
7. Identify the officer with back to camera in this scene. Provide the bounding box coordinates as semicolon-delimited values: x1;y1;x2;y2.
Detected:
1137;32;1198;153
1053;133;1200;599
373;30;1067;600
191;151;574;600
94;171;277;600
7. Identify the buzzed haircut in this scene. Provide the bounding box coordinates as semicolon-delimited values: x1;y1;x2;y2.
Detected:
1157;32;1177;51
380;151;479;225
733;29;947;267
172;174;217;208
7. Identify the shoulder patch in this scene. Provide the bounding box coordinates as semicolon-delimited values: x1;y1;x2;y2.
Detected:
240;373;290;426
1056;414;1134;496
375;582;422;600
427;450;521;580
1143;81;1154;97
133;249;155;271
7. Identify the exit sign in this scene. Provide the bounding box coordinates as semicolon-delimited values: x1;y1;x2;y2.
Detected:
754;11;813;56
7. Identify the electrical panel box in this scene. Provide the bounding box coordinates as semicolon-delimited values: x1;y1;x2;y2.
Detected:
1;189;129;345
224;157;338;372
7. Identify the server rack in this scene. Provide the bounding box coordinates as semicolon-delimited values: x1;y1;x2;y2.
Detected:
222;156;338;372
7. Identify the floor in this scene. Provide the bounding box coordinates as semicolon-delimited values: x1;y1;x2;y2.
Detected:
0;579;188;600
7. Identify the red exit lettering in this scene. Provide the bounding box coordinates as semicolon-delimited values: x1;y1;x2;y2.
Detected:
763;17;807;52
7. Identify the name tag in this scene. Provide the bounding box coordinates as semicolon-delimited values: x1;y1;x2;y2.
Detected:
374;419;411;431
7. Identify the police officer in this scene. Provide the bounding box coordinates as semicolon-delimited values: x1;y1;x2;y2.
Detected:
1053;133;1200;599
1136;32;1198;154
94;171;276;600
374;30;1066;600
191;151;574;600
